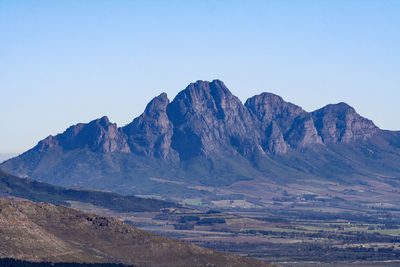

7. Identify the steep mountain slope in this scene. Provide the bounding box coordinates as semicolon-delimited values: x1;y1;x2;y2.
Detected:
0;198;272;267
311;102;379;143
166;80;262;159
123;93;176;159
0;153;18;163
2;80;400;204
245;92;321;152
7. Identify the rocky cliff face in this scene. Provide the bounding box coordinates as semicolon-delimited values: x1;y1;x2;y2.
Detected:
31;80;380;159
245;92;322;153
37;116;130;153
167;80;262;159
245;92;305;131
312;103;378;143
123;93;176;159
285;114;323;148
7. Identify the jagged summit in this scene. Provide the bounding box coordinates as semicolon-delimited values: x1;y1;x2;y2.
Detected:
123;92;175;158
30;80;381;158
245;92;305;122
143;92;170;116
167;79;259;159
312;102;378;143
36;115;130;153
173;80;231;105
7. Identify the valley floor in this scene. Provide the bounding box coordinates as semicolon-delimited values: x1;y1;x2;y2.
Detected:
68;198;400;267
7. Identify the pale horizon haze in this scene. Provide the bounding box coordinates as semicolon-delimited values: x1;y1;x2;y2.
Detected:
1;1;399;154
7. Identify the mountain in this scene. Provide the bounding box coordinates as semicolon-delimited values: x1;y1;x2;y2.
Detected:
311;102;379;143
0;198;271;267
245;92;319;152
0;153;18;164
2;80;400;206
166;80;261;158
0;169;177;212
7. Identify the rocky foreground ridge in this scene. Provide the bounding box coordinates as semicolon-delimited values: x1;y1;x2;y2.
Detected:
0;198;271;266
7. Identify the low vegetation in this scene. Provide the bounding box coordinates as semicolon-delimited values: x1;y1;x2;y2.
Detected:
0;198;273;267
120;204;400;266
0;258;134;267
0;169;178;212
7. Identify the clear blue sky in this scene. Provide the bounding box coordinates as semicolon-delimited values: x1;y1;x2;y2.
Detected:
1;0;399;153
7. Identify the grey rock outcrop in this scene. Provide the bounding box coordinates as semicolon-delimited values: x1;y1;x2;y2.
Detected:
123;93;176;159
263;121;288;154
284;114;322;148
245;92;322;152
37;116;130;153
312;103;378;143
245;92;305;131
167;80;262;159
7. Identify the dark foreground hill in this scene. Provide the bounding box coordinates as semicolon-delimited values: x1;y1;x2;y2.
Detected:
0;258;133;267
0;169;177;212
2;80;400;206
0;198;272;267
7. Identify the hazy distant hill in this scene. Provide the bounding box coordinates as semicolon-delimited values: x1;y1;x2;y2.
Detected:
0;198;271;267
0;169;177;212
2;80;400;204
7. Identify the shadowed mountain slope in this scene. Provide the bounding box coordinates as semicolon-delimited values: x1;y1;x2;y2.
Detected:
0;198;272;267
0;169;177;212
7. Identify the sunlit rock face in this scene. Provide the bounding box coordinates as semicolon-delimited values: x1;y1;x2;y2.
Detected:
31;80;380;158
123;93;176;159
167;80;262;159
37;116;130;153
312;102;378;143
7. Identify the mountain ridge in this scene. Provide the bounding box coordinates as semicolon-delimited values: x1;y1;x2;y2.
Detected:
12;79;382;158
2;80;399;204
0;169;178;212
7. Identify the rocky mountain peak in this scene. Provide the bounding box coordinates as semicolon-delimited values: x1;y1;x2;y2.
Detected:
168;79;236;121
317;102;356;116
245;92;322;152
97;115;111;126
166;80;261;159
245;92;308;135
143;92;169;117
312;102;379;143
123;93;176;159
36;135;59;152
68;117;130;153
34;116;130;153
245;92;305;123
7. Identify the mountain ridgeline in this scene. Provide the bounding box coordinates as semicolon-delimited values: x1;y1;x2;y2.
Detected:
16;80;380;157
2;80;400;196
